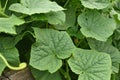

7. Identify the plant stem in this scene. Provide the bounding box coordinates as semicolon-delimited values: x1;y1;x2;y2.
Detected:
46;22;49;28
0;12;9;17
64;0;69;8
59;62;71;80
0;0;9;18
66;62;71;80
0;53;27;70
3;0;8;11
19;14;28;19
60;68;67;78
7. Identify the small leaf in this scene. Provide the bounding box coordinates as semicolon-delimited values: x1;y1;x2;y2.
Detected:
53;7;76;30
46;11;65;25
110;9;120;21
9;0;64;15
31;11;65;25
80;0;111;9
30;28;75;73
114;0;120;11
67;26;85;39
78;10;116;41
31;67;62;80
0;15;25;34
68;48;112;80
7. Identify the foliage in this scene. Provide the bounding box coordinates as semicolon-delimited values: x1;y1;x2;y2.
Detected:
0;0;120;80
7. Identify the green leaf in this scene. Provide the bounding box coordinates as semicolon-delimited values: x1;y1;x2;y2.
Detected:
0;15;25;34
113;29;120;40
112;63;119;73
64;6;76;28
53;7;76;30
87;38;120;73
0;36;20;65
2;48;20;66
0;32;27;49
31;7;75;30
31;14;48;21
46;11;65;25
0;47;20;75
87;38;120;63
31;67;62;80
31;11;65;25
114;0;120;11
110;9;120;21
67;26;85;39
80;0;111;9
0;58;6;75
9;0;64;15
69;0;81;8
30;28;75;73
78;10;116;41
0;36;20;74
0;36;18;49
68;48;112;80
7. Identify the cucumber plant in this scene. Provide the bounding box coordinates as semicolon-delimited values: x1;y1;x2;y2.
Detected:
0;0;120;80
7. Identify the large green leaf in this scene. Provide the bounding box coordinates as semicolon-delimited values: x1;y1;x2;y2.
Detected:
68;48;112;80
31;67;62;80
30;28;75;73
78;10;116;41
0;15;25;34
87;38;120;63
9;0;64;15
80;0;111;9
87;38;120;73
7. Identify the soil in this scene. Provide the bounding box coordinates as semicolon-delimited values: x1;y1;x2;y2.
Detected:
0;67;35;80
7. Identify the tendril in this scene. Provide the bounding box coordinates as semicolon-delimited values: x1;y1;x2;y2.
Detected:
0;53;27;70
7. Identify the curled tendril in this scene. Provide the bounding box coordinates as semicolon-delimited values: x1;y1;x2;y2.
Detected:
0;53;27;70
